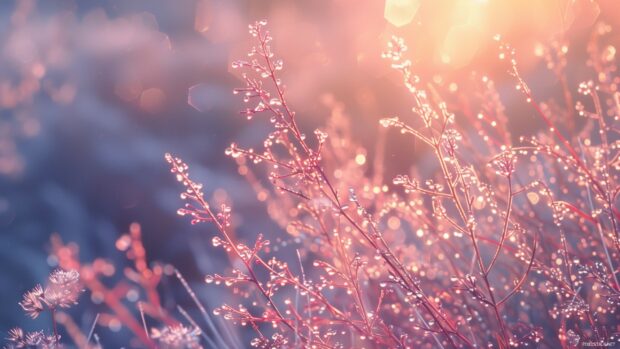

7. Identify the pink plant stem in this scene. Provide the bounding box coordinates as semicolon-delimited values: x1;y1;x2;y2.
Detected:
255;24;470;347
486;175;513;274
591;90;620;256
322;178;468;348
51;307;58;342
522;70;620;288
433;137;510;347
170;161;320;345
518;73;614;225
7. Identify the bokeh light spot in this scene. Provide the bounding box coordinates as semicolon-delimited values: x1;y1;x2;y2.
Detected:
384;0;420;28
140;88;166;113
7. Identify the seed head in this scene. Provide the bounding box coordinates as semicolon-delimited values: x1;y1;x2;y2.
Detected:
18;285;45;319
151;325;203;349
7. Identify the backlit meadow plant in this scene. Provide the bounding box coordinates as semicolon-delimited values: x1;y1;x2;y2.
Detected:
8;19;620;349
164;20;620;348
